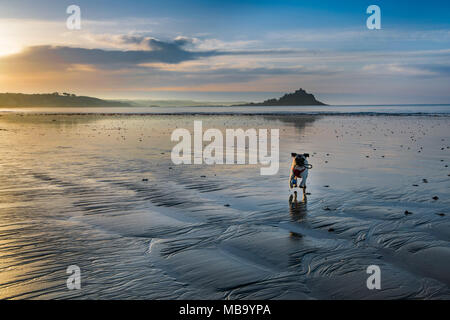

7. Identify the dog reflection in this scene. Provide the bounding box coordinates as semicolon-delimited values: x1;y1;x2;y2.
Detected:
289;191;307;222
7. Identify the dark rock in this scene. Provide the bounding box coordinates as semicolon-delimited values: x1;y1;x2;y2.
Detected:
432;196;439;200
404;210;412;215
142;178;148;182
234;88;326;106
328;228;335;232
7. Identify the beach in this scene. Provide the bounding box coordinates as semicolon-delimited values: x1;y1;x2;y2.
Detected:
0;112;449;299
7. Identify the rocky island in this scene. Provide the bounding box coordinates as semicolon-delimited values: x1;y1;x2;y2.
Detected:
236;88;326;106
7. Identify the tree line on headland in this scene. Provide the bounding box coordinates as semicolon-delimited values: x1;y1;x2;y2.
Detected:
0;92;130;107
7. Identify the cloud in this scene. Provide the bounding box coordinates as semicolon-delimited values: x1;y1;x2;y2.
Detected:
361;63;450;77
0;36;302;74
83;33;196;51
414;64;450;76
267;29;450;44
0;41;218;72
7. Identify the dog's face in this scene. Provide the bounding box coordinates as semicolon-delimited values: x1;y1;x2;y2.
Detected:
291;152;309;166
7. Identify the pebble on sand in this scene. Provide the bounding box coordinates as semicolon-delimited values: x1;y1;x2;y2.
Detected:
404;210;413;215
142;178;148;182
224;204;230;207
422;179;428;183
432;196;439;200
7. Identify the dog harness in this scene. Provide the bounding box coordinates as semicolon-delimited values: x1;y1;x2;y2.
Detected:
293;166;306;177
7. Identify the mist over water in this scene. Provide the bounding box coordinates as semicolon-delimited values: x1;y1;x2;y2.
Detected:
0;113;449;299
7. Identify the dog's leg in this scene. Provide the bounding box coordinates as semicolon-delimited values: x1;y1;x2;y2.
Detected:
299;170;308;188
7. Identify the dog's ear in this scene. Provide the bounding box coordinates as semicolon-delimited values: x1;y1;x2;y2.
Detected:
291;153;297;157
303;153;310;158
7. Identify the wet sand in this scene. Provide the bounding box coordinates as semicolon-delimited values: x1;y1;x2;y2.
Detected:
0;113;449;299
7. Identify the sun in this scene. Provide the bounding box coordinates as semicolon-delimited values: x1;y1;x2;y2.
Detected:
0;27;22;57
0;41;21;57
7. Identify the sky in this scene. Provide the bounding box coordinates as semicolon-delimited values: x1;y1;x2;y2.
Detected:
0;0;449;104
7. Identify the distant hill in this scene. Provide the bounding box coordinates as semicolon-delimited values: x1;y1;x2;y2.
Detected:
235;88;326;106
0;93;131;107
